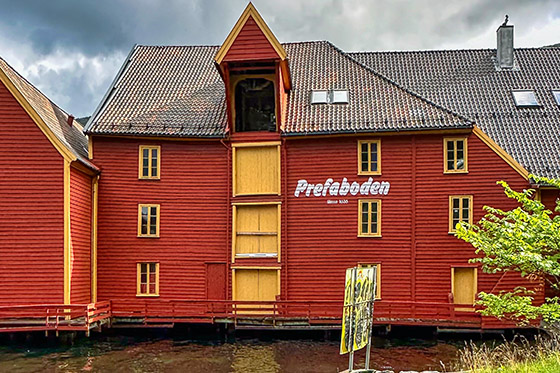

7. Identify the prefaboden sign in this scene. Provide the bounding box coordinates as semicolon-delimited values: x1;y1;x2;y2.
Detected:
294;177;390;198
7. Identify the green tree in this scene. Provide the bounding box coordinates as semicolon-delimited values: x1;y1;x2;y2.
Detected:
455;175;560;324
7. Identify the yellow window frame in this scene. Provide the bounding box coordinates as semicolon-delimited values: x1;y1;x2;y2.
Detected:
357;263;382;299
443;137;468;174
136;262;160;297
138;204;160;238
358;199;382;237
448;195;473;233
358;139;381;175
138;145;161;179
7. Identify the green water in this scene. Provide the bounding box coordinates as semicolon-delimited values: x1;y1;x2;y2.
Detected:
0;332;461;372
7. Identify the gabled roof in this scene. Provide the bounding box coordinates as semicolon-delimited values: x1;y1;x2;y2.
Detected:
85;41;471;138
349;48;560;178
214;2;287;64
0;57;96;171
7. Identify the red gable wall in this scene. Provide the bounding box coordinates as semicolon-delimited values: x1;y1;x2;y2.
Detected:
223;16;280;62
0;80;64;305
70;167;92;304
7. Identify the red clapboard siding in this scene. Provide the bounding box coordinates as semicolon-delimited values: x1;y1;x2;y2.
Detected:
70;167;92;304
92;138;229;302
284;133;538;314
223;16;280;62
0;80;64;305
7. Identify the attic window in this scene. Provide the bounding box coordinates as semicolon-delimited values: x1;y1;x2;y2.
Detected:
331;90;349;104
311;90;328;104
235;78;276;132
553;90;560;105
512;90;539;107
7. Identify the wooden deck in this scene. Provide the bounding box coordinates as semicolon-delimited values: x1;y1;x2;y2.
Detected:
0;299;518;333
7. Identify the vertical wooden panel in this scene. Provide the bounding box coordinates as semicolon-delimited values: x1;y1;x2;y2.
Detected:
234;145;279;195
258;269;278;301
235;205;279;255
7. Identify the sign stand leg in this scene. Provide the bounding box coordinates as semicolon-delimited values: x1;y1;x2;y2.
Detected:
365;301;374;370
347;268;357;373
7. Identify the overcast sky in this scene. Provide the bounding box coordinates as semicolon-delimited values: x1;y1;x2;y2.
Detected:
0;0;559;117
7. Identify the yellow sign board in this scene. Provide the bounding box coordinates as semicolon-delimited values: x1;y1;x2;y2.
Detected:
340;266;377;354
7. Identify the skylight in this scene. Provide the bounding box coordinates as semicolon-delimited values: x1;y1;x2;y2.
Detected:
512;90;539;107
553;90;560;105
331;90;349;104
310;90;328;104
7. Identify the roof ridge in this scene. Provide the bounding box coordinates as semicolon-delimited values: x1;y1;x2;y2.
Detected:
348;46;560;54
326;41;474;126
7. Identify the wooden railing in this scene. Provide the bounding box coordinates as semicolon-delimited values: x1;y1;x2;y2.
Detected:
0;301;111;333
109;299;483;328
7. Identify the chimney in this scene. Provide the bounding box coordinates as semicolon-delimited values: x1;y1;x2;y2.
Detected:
497;15;514;69
67;114;74;127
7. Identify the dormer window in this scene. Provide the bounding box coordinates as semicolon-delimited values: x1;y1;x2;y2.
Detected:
512;90;539;107
234;77;276;132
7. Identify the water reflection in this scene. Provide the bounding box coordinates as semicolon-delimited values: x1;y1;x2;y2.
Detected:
0;333;461;372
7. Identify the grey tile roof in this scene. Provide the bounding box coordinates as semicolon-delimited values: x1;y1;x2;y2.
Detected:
85;42;471;138
349;48;560;179
0;58;94;169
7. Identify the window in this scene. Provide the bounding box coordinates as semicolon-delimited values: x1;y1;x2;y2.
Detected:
357;263;382;299
311;90;328;104
444;138;468;173
331;89;349;104
358;200;381;237
552;90;560;105
235;78;276;132
138;204;160;237
358;140;381;175
310;89;349;104
512;90;539;107
138;146;160;179
137;262;159;296
452;267;477;311
449;196;472;233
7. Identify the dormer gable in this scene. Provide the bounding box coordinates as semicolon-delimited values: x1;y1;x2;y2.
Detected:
216;3;291;136
215;3;287;64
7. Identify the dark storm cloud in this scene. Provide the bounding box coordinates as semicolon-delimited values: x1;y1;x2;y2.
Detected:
0;0;558;117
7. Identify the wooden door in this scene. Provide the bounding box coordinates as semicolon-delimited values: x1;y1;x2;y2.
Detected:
206;263;227;312
452;267;476;311
234;269;279;313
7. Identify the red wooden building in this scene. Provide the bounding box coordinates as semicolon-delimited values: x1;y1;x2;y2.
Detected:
1;4;559;332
